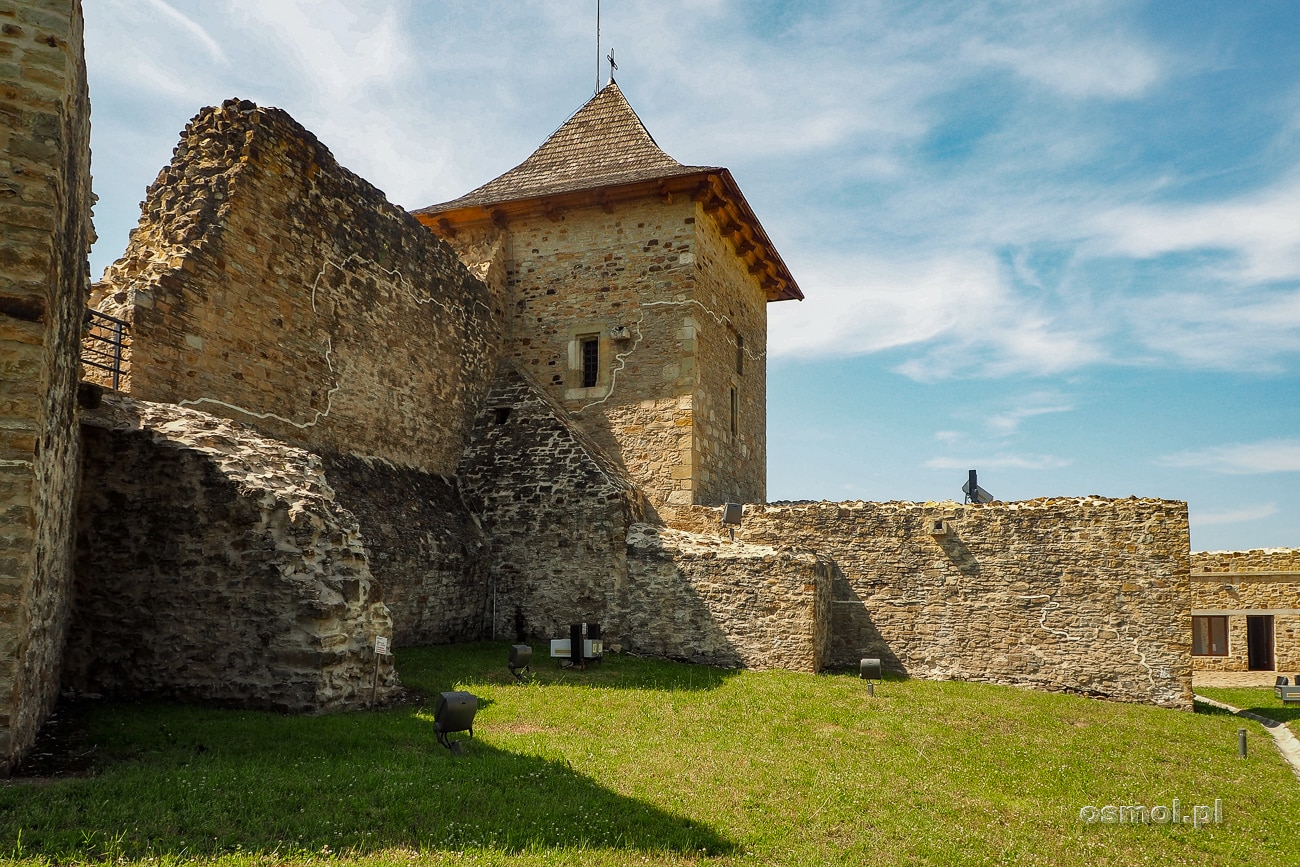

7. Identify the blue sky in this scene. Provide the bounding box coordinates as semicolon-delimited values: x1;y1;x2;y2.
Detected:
82;1;1300;551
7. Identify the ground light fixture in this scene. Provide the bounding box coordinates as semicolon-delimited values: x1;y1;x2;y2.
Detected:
434;691;478;754
509;644;533;681
860;657;882;696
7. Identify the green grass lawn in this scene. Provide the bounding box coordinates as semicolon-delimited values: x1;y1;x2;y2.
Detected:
3;642;1299;866
1195;686;1300;736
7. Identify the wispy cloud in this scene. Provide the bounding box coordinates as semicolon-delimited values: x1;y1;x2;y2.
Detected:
924;454;1073;471
985;396;1075;435
1158;440;1300;474
1195;503;1279;526
768;253;1107;379
143;0;226;63
1090;172;1300;283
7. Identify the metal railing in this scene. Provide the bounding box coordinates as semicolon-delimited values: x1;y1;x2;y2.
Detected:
82;309;129;390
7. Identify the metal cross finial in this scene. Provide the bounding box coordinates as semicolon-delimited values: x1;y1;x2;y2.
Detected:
607;49;618;84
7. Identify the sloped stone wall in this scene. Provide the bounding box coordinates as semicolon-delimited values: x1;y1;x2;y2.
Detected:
681;497;1192;708
321;453;489;648
625;525;832;671
458;362;645;643
0;0;92;773
66;395;397;712
1191;548;1300;674
90;99;500;473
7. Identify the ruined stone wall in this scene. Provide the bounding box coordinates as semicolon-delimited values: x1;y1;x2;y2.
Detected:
90;99;499;474
321;454;489;648
689;204;767;507
1191;549;1300;674
0;0;92;773
457;362;645;643
67;394;397;712
680;498;1192;708
625;525;832;671
492;199;700;516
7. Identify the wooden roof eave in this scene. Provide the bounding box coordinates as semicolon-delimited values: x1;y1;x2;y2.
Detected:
415;170;804;303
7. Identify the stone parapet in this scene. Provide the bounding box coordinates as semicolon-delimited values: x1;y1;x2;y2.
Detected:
680;497;1192;708
625;525;832;671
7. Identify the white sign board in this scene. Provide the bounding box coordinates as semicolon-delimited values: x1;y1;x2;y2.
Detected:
374;636;390;656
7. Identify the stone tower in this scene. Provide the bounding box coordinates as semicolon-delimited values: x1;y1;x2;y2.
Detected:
416;82;801;517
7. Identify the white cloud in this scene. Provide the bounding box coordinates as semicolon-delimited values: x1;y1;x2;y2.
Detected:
143;0;227;63
1091;173;1300;283
768;253;1107;379
1158;440;1300;474
1195;503;1279;526
986;399;1075;436
924;454;1072;471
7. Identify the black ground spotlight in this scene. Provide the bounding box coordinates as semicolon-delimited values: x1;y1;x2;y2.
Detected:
434;690;478;754
509;644;533;681
860;658;882;695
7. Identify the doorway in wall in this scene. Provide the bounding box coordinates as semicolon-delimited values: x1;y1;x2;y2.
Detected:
1246;615;1275;671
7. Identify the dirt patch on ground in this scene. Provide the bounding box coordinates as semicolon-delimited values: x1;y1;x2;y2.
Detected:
2;700;99;784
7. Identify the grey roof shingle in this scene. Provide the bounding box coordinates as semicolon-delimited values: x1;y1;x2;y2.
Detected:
417;82;718;213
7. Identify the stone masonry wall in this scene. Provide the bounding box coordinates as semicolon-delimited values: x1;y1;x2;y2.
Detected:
90;99;499;473
67;394;397;712
681;497;1192;708
689;202;766;507
1191;548;1300;674
492;199;701;517
625;525;832;671
0;0;92;773
458;362;646;643
321;453;490;648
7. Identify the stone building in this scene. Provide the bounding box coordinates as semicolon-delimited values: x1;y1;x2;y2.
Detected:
416;82;801;518
1191;549;1300;676
2;5;1223;771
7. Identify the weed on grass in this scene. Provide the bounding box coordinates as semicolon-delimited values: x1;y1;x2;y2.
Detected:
2;643;1299;866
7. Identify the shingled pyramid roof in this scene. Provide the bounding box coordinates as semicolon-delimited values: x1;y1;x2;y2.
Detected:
415;82;803;301
418;82;717;212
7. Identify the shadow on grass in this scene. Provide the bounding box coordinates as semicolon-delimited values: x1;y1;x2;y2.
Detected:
1;697;734;861
398;641;742;695
1241;705;1300;725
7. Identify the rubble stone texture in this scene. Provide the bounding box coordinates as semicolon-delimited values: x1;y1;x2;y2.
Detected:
679;498;1193;708
322;453;489;648
625;525;833;671
67;394;397;711
1191;548;1300;674
458;361;646;643
0;0;92;774
89;99;500;474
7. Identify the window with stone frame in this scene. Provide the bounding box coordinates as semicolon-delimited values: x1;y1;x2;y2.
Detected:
1192;615;1228;656
580;335;600;389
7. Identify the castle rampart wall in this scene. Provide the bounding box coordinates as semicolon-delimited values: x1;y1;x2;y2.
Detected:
321;454;490;649
1191;548;1300;674
66;394;397;711
679;497;1192;708
0;0;92;773
90;99;500;474
625;525;832;672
